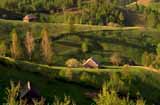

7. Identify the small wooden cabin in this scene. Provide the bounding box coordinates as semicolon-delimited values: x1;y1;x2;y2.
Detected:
23;15;37;23
83;57;99;68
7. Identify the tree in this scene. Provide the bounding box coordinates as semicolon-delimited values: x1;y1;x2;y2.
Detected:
156;43;160;56
41;28;53;64
110;53;122;66
118;12;124;25
10;29;22;59
81;39;88;54
147;12;157;28
141;52;152;67
25;30;35;60
0;41;6;56
65;58;81;68
68;15;75;33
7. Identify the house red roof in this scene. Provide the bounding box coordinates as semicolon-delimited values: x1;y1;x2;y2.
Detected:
83;57;99;68
23;15;37;20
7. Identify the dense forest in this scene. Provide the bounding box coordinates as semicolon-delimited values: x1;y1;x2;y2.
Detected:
0;0;160;27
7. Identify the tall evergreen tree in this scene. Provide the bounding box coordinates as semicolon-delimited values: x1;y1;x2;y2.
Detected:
41;28;53;64
10;29;22;59
25;30;35;60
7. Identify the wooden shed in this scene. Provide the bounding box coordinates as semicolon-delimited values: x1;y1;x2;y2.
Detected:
23;15;37;23
83;57;99;68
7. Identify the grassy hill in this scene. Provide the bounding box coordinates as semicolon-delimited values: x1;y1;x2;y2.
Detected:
2;19;158;65
0;56;160;104
0;57;94;105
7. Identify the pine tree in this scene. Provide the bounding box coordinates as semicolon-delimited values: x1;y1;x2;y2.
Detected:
10;29;22;59
41;28;53;64
25;30;35;60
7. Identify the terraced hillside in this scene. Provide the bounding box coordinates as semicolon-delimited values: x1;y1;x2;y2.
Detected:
0;19;160;65
2;19;157;65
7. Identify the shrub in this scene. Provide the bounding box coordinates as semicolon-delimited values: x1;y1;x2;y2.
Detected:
95;83;146;105
5;81;20;105
152;55;160;69
65;58;81;68
141;52;152;67
156;43;160;56
95;83;130;105
5;81;76;105
122;64;130;71
0;41;6;56
53;96;75;105
33;97;45;105
65;68;73;80
80;72;91;82
110;53;122;66
136;99;146;105
107;73;125;92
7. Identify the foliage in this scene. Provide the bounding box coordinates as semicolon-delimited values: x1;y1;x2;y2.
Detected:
33;98;46;105
24;30;35;60
0;56;160;104
5;81;20;105
110;53;122;66
81;39;88;54
5;81;76;105
65;58;81;68
95;83;146;105
41;28;53;64
152;55;160;69
141;52;153;67
0;41;6;56
107;73;125;92
156;43;160;56
0;0;126;25
53;96;75;105
10;29;22;59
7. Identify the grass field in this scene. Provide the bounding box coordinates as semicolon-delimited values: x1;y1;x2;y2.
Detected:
0;57;94;105
1;19;160;65
0;19;143;37
0;56;160;105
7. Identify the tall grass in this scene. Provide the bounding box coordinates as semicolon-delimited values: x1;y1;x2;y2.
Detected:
95;83;146;105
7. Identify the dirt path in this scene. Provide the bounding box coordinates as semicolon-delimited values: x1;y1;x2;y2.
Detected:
135;66;160;73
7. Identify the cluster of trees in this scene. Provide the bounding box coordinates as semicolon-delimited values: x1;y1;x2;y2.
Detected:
5;82;75;105
136;4;160;28
0;0;74;13
0;0;126;25
83;0;125;25
141;43;160;69
61;0;126;25
5;78;146;105
8;28;53;64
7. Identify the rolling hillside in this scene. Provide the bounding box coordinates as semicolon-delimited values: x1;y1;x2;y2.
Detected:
1;19;157;65
0;1;160;105
0;56;160;104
